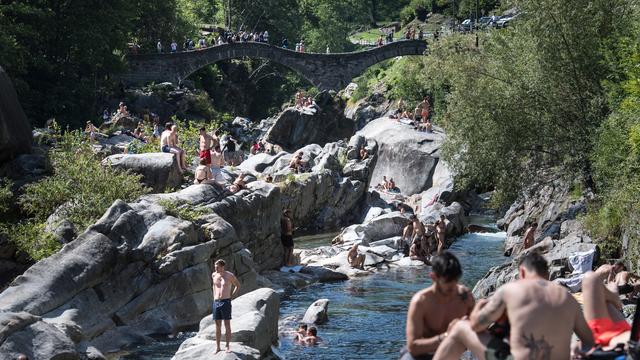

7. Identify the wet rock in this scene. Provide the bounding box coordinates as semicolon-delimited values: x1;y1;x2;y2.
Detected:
332;212;409;246
302;299;329;325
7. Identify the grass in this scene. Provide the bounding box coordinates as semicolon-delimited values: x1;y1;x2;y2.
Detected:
349;14;450;44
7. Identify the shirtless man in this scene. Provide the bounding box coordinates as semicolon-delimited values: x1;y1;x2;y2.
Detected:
281;209;294;266
211;259;241;353
436;215;447;254
409;238;428;263
211;129;220;150
228;173;246;194
410;215;426;246
433;252;594;360
199;127;213;166
289;152;305;173
303;327;320;345
581;269;631;350
522;222;537;250
161;124;188;172
210;145;225;183
403;251;475;359
347;243;366;270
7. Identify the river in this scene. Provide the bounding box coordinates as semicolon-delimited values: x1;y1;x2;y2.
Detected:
119;218;506;360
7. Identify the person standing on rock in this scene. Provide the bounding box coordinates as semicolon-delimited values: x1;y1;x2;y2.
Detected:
402;251;475;359
212;259;241;354
281;209;294;267
199;127;213;166
522;222;537;250
410;215;426;246
436;215;447;254
210;145;225;183
347;243;366;269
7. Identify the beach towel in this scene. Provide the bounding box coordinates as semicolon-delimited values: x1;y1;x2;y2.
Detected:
555;248;596;292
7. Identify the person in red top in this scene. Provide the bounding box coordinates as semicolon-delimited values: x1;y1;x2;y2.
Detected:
199;127;213;165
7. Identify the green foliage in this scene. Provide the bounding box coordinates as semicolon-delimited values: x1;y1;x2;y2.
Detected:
158;199;212;223
0;221;60;261
0;179;13;215
415;0;635;203
19;131;149;229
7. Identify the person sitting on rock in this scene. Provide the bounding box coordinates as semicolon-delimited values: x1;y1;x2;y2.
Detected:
347;243;366;270
432;252;594;360
193;158;214;185
169;124;189;172
409;238;429;264
579;267;632;352
265;174;273;183
228;173;247;194
133;122;147;142
402;252;475;360
615;266;640;299
359;145;368;161
595;260;626;284
289;152;306;173
388;178;397;191
84;121;98;142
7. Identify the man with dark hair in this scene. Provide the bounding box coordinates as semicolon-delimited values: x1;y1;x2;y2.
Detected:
433;252;594;360
281;209;294;266
211;259;241;353
402;251;474;359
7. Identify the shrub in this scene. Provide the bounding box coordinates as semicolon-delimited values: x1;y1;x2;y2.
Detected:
158;199;212;223
0;178;12;215
3;129;150;260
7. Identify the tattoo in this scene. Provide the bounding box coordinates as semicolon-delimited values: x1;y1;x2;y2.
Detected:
477;289;505;326
522;333;553;360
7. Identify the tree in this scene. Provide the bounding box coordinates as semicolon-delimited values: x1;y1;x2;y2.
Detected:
423;0;636;200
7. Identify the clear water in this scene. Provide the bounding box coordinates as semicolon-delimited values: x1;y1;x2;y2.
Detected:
273;229;507;360
118;221;507;360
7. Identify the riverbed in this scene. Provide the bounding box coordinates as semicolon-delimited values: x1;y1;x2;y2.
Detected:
273;227;507;360
119;220;506;359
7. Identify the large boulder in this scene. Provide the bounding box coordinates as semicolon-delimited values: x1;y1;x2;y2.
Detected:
172;288;279;360
0;66;31;163
302;299;329;325
102;153;182;192
265;92;355;152
357;117;445;196
332;212;409;246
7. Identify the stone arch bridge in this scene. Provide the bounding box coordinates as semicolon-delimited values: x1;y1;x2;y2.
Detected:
121;40;427;90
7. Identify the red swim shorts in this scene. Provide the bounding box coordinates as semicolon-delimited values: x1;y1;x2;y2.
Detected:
199;149;211;165
588;318;631;346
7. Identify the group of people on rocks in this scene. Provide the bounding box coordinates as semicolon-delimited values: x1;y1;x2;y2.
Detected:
403;214;448;264
86;102;160;146
393;97;433;133
375;175;398;192
194;127;247;192
294;91;317;113
402;249;640;360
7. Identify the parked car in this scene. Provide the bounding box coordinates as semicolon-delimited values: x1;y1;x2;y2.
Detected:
496;13;522;28
460;19;475;32
478;16;492;28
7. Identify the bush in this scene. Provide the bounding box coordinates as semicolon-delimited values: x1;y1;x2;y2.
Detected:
2;129;150;260
0;178;12;215
158;199;212;223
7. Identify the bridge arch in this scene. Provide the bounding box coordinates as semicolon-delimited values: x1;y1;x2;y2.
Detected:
121;40;428;90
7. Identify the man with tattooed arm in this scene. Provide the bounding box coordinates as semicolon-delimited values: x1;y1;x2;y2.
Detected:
433;252;594;360
402;251;475;359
